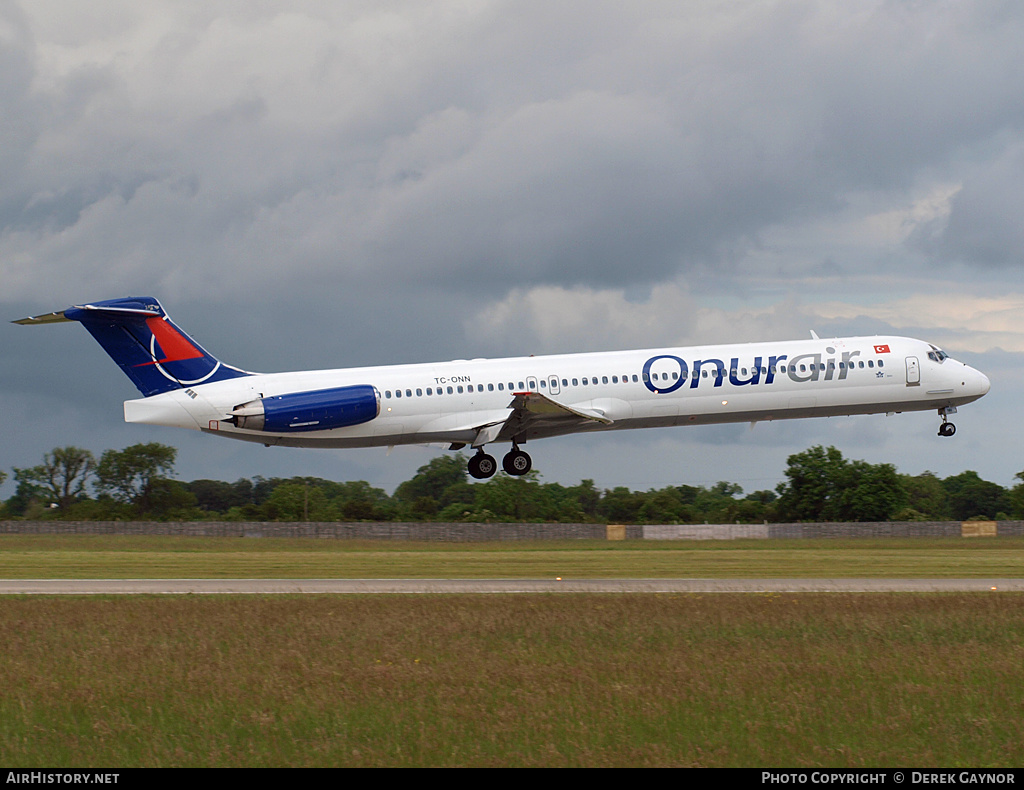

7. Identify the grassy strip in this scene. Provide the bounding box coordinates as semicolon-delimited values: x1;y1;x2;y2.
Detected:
1;535;1024;578
1;594;1022;767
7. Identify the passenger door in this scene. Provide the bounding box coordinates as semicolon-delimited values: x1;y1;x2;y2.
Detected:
906;356;920;386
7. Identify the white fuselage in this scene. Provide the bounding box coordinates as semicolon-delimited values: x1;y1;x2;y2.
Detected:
123;335;990;449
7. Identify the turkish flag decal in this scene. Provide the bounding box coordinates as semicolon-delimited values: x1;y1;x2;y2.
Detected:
873;344;891;354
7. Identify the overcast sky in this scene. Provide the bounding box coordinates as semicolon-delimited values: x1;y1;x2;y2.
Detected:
2;0;1023;499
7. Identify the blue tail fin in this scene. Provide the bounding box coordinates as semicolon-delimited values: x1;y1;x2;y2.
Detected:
17;296;250;397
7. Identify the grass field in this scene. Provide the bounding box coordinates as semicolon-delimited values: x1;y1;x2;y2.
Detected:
2;535;1023;767
2;534;1024;578
1;594;1022;767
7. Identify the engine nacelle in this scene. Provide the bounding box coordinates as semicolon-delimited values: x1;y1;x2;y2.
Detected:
230;385;379;433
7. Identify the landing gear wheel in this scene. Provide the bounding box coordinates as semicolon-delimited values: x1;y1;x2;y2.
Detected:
502;449;532;476
468;452;497;479
938;422;956;437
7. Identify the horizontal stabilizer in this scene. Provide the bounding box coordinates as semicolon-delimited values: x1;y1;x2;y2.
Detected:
13;310;72;325
14;296;249;396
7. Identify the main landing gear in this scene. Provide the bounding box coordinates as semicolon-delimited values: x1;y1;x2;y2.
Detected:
938;406;957;437
466;445;532;479
503;446;532;476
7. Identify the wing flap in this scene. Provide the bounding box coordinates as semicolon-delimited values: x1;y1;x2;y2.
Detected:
508;391;613;424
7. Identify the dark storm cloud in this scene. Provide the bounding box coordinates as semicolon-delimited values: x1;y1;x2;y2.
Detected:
912;144;1024;268
5;1;1024;305
3;1;1024;495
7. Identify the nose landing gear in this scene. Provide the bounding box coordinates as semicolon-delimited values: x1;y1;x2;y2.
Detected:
938;406;957;437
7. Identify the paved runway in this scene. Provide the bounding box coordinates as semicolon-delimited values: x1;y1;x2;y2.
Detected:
1;578;1023;594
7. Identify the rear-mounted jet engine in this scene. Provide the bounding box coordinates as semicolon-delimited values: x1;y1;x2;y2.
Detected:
229;385;379;432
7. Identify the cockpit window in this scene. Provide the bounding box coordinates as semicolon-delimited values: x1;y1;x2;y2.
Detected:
928;347;949;363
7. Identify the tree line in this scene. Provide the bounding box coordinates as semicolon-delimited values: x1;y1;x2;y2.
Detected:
2;442;1023;524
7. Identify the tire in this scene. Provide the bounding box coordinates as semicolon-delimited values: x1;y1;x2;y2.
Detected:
503;450;532;476
468;453;497;479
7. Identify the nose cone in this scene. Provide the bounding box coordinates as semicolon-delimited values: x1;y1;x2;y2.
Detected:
977;369;991;396
964;365;990;399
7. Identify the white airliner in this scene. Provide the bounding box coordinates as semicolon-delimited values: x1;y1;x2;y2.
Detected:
16;297;990;479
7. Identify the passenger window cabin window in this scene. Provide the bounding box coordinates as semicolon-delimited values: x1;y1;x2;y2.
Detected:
878;360;884;368
395;390;402;398
447;386;454;394
603;376;609;384
406;389;412;397
562;379;568;387
488;383;494;391
518;381;525;390
572;378;578;386
416;388;422;396
540;380;546;388
868;361;874;368
612;376;618;383
385;391;391;398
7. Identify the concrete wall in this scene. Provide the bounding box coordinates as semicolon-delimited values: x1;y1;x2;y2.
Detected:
1;520;1022;540
0;520;610;541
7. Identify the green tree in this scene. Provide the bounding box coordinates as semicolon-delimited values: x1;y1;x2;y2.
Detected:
144;479;200;520
393;455;468;518
332;481;393;521
8;469;51;516
12;447;96;510
600;486;642;523
1009;471;1024;519
567;479;601;520
473;472;547;521
636;487;695;524
95;443;177;511
261;481;337;521
899;472;950;520
777;446;906;522
833;459;906;522
776;445;848;521
187;478;256;515
941;471;1008;520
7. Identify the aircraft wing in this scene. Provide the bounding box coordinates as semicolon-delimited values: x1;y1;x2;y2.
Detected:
490;391;613;446
507;391;613;424
417;392;614;449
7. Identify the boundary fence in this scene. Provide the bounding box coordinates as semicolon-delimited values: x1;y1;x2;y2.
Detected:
2;520;1023;540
